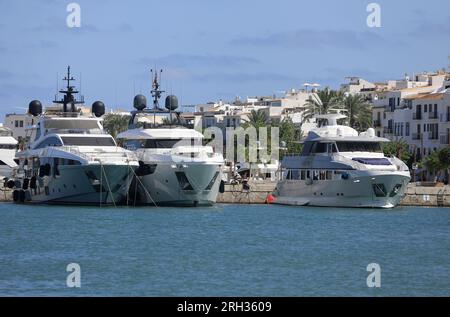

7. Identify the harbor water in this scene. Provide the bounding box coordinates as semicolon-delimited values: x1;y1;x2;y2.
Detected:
0;203;449;296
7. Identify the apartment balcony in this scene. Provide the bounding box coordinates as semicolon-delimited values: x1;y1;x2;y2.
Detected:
440;134;449;145
428;132;438;140
373;120;381;127
412;112;422;120
428;112;438;119
383;127;393;134
412;133;421;140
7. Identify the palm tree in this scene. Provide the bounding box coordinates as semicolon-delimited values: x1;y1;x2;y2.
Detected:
102;114;130;139
438;147;450;184
340;94;372;132
242;109;270;129
423;150;442;181
302;88;342;122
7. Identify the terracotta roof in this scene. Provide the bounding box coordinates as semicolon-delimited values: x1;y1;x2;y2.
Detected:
399;85;436;93
404;93;444;101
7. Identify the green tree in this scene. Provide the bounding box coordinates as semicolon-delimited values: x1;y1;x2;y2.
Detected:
438;147;450;183
423;150;442;176
340;94;372;132
279;116;303;156
102;114;130;139
302;88;343;122
381;140;411;163
242;109;270;130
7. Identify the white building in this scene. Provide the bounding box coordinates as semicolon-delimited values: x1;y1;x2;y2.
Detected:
3;113;34;140
370;70;450;162
191;88;317;136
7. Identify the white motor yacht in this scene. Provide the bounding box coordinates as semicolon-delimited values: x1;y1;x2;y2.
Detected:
274;114;411;208
8;67;139;205
0;126;18;179
117;70;224;206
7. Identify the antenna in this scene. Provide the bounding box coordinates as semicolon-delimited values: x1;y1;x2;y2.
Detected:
53;65;83;113
55;72;59;99
150;68;165;125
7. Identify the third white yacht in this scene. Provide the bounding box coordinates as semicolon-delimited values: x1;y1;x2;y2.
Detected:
274;114;411;208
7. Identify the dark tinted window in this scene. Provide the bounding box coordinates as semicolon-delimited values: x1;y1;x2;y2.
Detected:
312;142;327;153
0;144;16;149
61;137;116;146
300;142;313;156
35;136;63;149
142;139;196;149
336;142;382;153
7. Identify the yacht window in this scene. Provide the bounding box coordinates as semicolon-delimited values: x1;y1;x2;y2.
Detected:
61;137;116;146
291;170;300;180
286;170;292;180
372;183;387;197
306;170;311;179
124;140;144;150
35;136;63;149
326;171;333;180
319;171;326;180
300;170;306;180
312;170;319;180
300;142;314;156
142;138;198;149
335;141;382;153
0;144;16;149
312;142;327;154
328;143;338;153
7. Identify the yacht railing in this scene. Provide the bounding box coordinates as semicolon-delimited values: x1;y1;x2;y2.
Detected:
56;146;138;163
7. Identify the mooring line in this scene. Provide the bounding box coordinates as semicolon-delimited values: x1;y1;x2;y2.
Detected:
129;166;158;208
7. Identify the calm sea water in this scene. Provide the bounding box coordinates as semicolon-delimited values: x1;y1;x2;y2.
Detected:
0;203;449;296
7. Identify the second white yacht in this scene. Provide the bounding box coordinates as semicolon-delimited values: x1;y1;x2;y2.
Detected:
274;114;411;208
117;70;224;206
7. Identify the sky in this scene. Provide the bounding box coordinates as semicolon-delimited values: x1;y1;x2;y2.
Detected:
0;0;449;117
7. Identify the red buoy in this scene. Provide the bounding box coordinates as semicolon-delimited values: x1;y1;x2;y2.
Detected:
266;194;275;204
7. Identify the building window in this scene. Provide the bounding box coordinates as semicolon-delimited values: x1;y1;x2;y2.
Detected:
19;121;23;127
406;122;410;136
15;120;18;127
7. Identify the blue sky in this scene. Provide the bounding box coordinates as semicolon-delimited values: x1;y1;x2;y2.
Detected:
0;0;449;117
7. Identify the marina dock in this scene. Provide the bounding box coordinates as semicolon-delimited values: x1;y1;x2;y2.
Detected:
217;182;450;207
2;182;450;207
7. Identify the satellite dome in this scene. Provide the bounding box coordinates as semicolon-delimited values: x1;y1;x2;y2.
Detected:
133;94;147;111
92;101;105;117
28;100;43;116
165;95;178;111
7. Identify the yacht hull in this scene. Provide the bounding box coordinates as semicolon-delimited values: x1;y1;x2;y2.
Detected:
275;171;411;208
134;162;222;207
13;164;135;205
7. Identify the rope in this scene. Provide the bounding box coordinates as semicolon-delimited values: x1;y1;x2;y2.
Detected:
129;166;158;208
101;163;117;208
100;162;103;208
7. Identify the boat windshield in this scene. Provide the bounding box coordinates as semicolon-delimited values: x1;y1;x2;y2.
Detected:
61;136;116;146
335;141;382;153
125;138;201;149
45;119;101;131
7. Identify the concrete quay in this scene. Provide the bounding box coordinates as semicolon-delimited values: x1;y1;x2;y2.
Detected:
217;182;450;207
